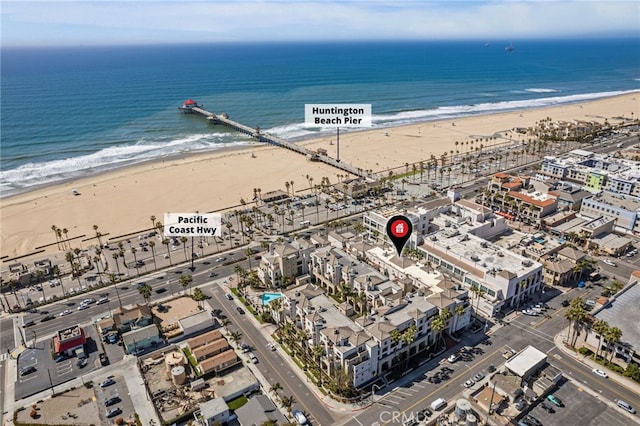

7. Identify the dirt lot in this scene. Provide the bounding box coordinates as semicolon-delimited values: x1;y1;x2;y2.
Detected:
153;296;200;333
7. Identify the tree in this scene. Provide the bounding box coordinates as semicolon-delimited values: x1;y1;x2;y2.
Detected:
149;240;157;271
269;382;283;401
605;326;623;363
591;319;609;359
192;288;207;308
220;318;231;332
311;344;325;386
280;395;296;417
564;297;587;347
180;236;189;262
93;224;103;247
162;239;172;266
179;274;194;295
229;331;242;348
138;283;152;305
431;315;446;350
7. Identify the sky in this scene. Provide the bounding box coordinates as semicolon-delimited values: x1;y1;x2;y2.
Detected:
2;0;639;47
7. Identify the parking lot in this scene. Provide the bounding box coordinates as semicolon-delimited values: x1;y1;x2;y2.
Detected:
523;380;631;426
95;373;136;423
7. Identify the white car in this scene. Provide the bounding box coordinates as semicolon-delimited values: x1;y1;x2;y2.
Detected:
603;259;617;267
463;379;475;388
592;368;608;378
77;304;89;311
60;309;72;316
292;409;308;425
268;343;277;351
96;297;109;305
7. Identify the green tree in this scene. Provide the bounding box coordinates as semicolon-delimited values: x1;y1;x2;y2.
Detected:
280;395;296;417
269;382;283;401
565;297;587;347
592;319;609;359
192;288;207;308
229;330;242;348
179;274;194;295
138;283;152;305
605;326;623;363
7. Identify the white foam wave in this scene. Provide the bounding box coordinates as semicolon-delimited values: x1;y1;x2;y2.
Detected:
0;132;251;196
525;88;560;93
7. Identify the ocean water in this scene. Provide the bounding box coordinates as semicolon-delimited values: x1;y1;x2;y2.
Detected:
1;39;639;196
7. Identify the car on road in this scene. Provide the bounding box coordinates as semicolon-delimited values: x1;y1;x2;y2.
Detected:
96;297;109;305
540;401;556;413
216;257;227;262
268;343;277;351
463;379;475;388
561;300;570;307
487;365;496;373
546;394;563;407
100;378;116;388
603;259;617;267
592;368;608;378
82;298;96;305
225;293;234;300
20;366;37;376
155;288;167;294
292;409;308;425
105;396;121;407
616;400;636;414
447;353;460;363
209;272;218;278
60;309;72;316
241;343;251;353
248;352;258;363
78;303;90;310
472;372;485;382
106;407;122;418
23;320;35;327
521;309;538;316
40;314;55;322
236;306;245;314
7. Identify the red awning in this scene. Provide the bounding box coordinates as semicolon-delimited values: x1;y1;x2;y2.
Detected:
184;99;196;105
496;211;515;220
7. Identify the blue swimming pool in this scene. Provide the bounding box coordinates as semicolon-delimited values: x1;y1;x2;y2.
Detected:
262;292;283;306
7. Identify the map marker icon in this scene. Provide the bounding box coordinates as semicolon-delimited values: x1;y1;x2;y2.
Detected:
386;215;413;257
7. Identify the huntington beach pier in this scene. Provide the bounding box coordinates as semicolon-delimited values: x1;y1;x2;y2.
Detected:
179;99;371;179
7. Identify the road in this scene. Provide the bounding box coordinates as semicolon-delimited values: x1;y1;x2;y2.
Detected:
206;284;338;426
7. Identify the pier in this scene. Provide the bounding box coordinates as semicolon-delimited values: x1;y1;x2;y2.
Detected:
180;100;371;179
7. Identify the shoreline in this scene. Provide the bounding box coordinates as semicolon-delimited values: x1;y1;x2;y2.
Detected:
1;92;638;260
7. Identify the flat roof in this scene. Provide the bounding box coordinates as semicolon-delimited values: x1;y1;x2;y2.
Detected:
594;282;640;350
505;345;547;377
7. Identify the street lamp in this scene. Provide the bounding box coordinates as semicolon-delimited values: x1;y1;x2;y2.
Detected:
31;330;37;349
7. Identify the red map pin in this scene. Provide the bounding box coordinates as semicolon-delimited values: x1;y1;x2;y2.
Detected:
386;215;413;257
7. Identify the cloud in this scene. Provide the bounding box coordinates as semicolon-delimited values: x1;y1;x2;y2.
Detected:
2;1;639;46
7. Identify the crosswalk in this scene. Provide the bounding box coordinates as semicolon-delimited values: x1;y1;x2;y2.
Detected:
0;352;9;362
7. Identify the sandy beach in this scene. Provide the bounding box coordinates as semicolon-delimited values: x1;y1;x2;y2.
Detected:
1;92;638;260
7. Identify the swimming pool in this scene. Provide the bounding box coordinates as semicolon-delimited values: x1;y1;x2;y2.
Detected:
262;292;283;306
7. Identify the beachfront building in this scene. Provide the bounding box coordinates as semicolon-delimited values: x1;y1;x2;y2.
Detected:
416;210;543;317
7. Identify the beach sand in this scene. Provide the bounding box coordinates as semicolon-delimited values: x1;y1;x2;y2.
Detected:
1;92;638;260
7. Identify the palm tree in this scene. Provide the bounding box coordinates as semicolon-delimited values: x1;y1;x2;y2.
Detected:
180;236;189;262
51;225;60;249
229;331;242;348
280;395;296;417
138;283;152;305
162;238;174;266
109;273;123;309
454;304;466;331
245;247;254;270
564;297;586;347
192;288;207;308
148;241;157;271
179;274;194;295
112;252;121;275
605;326;623;363
592;319;609;360
52;265;66;297
131;247;140;276
430;315;446;350
311;344;325;386
93;225;103;247
220;318;231;332
269;382;283;401
401;324;418;370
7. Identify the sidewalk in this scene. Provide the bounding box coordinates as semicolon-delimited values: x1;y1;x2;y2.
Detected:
553;327;640;403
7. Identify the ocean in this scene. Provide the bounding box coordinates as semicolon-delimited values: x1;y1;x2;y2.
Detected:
1;39;639;196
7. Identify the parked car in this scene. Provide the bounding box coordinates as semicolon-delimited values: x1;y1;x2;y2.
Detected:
241;343;251;353
292;409;308;425
515;399;526;411
487;365;496;373
592;368;608;378
54;354;68;363
76;357;88;368
616;400;636;414
106;407;122;418
100;378;116;388
546;394;563;407
20;366;37;376
472;372;485;382
107;334;118;344
447;353;460;363
236;306;245;315
105;396;121;407
561;300;570;307
463;379;475;388
603;259;617;267
248;352;258;363
540;401;556;413
99;353;109;366
524;414;543;426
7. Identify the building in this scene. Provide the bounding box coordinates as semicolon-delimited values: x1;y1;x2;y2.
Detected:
258;240;314;288
540;246;586;288
580;192;640;234
53;325;86;356
234;394;287;426
584;279;640;365
122;324;162;354
187;329;239;376
195;397;229;426
113;304;153;333
417;213;543;317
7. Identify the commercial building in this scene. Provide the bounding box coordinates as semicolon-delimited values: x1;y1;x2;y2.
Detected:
53;325;86;357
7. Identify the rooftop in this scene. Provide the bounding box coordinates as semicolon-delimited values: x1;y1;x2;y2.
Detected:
593;281;640;350
505;345;547;377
